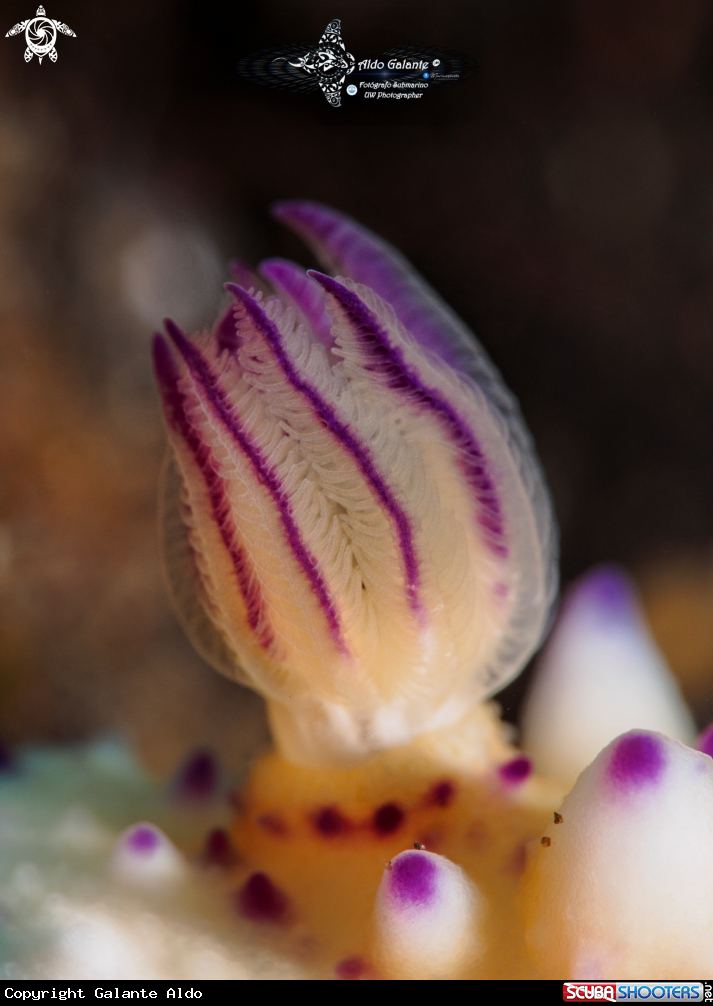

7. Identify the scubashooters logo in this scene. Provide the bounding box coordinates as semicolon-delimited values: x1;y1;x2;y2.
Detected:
237;19;476;108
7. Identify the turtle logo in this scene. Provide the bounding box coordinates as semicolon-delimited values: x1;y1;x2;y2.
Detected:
5;5;76;64
288;20;355;107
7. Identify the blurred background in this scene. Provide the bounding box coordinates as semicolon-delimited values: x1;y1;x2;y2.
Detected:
1;0;713;770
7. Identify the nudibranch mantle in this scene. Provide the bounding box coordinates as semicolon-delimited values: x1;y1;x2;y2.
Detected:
152;202;557;767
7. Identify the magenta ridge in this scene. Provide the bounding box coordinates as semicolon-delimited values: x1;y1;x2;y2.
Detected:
161;318;346;655
225;283;425;622
312;274;508;559
152;334;273;651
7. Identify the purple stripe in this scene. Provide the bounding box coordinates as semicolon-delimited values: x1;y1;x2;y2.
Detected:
152;334;274;652
272;201;472;375
311;275;508;558
225;284;423;619
162;319;348;655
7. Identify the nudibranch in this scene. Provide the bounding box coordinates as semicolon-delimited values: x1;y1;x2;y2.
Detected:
143;204;713;979
152;201;557;768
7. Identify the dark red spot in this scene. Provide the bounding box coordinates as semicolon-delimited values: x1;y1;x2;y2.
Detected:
373;802;404;835
336;956;367;979
429;780;455;807
237;872;289;924
175;750;218;801
313;806;351;836
204;828;238;868
498;755;532;785
258;813;288;836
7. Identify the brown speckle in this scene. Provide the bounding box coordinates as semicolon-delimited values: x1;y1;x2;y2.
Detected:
413;841;426;850
554;812;563;824
541;836;551;847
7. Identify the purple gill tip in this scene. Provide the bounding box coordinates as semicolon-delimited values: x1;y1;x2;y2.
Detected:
607;732;666;792
259;258;334;349
389;851;438;908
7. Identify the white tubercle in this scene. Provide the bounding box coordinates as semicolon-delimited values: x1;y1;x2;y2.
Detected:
374;849;482;978
522;730;713;978
111;823;186;887
520;566;695;785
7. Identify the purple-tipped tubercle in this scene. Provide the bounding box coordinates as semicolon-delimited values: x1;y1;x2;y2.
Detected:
607;733;666;791
126;824;161;855
569;565;637;624
389;851;438;908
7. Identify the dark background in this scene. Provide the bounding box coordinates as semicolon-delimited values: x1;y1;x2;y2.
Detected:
1;0;712;767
